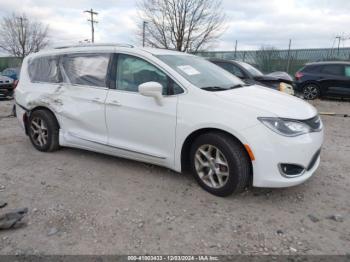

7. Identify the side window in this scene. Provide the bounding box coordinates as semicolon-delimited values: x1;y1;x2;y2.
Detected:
116;54;183;95
215;62;233;72
302;65;320;73
215;62;244;78
3;69;14;76
231;65;245;78
28;56;60;83
321;65;344;76
345;66;350;77
61;53;110;87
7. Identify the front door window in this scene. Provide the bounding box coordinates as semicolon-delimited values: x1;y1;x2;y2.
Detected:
116;54;183;95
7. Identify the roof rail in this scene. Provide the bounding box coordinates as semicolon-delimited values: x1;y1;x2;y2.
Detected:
54;43;134;49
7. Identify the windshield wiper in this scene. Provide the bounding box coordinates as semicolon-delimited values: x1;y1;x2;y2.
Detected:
201;84;248;91
229;84;248;89
201;86;227;91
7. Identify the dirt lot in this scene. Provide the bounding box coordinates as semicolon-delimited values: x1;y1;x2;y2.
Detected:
0;98;349;255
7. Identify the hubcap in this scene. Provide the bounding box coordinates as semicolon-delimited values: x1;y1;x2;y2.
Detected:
30;117;48;147
304;86;318;99
194;145;229;189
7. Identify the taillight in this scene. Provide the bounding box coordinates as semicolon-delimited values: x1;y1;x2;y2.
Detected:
13;80;19;89
295;72;304;80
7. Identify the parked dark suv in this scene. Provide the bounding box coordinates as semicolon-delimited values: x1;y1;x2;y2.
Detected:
208;58;294;95
295;61;350;99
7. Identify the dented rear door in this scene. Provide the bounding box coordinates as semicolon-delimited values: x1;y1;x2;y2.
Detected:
57;53;111;145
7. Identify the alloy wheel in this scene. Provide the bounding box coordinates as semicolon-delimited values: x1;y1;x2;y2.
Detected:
194;144;230;189
303;85;318;100
30;117;48;147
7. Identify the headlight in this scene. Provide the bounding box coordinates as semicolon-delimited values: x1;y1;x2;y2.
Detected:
279;82;294;95
258;117;311;137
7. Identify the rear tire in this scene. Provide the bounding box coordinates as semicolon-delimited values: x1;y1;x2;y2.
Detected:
28;110;60;152
303;84;320;100
190;132;251;197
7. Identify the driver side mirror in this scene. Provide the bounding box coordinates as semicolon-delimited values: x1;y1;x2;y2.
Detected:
138;82;164;106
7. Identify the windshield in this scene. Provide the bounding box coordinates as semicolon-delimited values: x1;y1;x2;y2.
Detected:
156;54;244;90
236;61;263;77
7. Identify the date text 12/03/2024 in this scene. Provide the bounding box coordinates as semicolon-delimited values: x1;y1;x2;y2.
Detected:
127;255;219;261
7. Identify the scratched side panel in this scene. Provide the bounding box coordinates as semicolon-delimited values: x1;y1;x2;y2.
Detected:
57;84;108;145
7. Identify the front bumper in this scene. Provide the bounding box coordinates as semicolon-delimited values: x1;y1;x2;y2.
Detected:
294;81;304;93
244;122;324;188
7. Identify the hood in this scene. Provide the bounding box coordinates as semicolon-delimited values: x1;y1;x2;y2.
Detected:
214;85;317;119
0;75;14;84
264;71;294;83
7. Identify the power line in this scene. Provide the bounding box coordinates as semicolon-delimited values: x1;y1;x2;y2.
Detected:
84;8;98;43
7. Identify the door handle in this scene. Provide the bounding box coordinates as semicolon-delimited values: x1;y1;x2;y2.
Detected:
91;98;104;104
108;100;122;106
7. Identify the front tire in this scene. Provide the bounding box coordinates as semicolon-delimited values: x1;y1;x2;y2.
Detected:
190;132;251;197
29;110;60;152
303;84;320;100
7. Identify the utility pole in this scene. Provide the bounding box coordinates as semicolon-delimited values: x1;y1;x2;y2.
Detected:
16;16;27;59
142;21;148;47
234;40;238;59
84;8;98;43
286;39;292;73
336;36;341;55
17;17;24;40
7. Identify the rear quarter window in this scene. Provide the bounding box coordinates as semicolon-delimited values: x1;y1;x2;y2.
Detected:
28;56;60;83
321;64;344;76
345;66;350;77
60;53;111;87
302;65;322;74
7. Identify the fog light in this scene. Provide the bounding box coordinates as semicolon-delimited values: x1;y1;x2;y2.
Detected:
279;163;305;178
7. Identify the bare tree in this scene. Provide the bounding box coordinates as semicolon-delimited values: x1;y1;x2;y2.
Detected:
0;13;49;59
137;0;226;52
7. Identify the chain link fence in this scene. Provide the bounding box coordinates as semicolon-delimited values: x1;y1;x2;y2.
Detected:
0;57;22;72
1;47;350;75
196;47;350;75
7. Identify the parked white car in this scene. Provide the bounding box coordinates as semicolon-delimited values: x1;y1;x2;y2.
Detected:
15;44;324;196
0;75;14;98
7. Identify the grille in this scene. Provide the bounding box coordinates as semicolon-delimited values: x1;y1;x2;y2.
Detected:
0;84;13;89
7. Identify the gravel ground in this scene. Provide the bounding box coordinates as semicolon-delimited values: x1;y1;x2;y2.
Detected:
0;98;349;255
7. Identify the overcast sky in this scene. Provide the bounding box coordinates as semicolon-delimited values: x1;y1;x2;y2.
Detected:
0;0;349;52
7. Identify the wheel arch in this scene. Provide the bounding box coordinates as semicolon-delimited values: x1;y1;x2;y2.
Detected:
302;80;322;90
24;106;60;135
301;80;321;87
180;128;253;174
301;81;323;98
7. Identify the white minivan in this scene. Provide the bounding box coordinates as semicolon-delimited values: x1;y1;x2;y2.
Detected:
15;44;323;196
